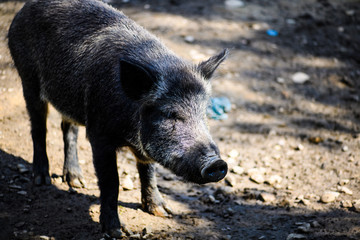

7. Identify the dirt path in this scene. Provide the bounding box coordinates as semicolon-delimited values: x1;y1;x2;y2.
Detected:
0;0;359;239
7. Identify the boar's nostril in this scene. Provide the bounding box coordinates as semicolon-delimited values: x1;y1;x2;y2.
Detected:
201;159;228;183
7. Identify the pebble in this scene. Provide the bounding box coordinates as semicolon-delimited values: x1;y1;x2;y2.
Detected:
225;175;237;187
340;200;353;208
121;175;134;190
9;184;22;190
276;77;285;84
231;166;244;175
291;72;310;84
294;144;304;151
341;145;349;152
297;223;311;233
250;173;264;184
337;186;353;195
225;0;245;8
17;191;27;196
15;221;25;228
228;149;239;159
310;221;321;228
184;35;195;43
286;233;307;240
352;200;360;212
338;179;350;186
266;175;282;186
320;191;340;203
259;192;276;202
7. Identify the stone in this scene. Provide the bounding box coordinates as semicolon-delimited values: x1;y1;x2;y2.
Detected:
225;175;237;187
228;149;239;158
340;200;353;208
352;200;360;212
337;186;353;195
297;223;311;233
286;233;307;240
266;175;283;186
225;0;245;8
184;35;195;43
121;175;134;190
250;173;264;184
259;192;276;202
320;191;340;203
231;166;244;175
310;221;320;228
341;145;349;152
291;72;310;84
338;179;350;186
17;191;27;196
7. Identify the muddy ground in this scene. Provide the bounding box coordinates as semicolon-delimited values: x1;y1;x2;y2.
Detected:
0;0;359;239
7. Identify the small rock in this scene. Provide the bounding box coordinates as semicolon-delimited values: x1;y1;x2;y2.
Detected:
291;72;310;84
9;184;22;190
184;35;195;43
338;179;350;186
352;200;360;212
286;233;307;240
228;149;239;158
346;10;355;16
231;166;244;175
310;221;321;228
286;19;296;25
130;233;141;239
340;200;353;208
276;77;285;84
15;222;25;228
337;186;353;195
39;236;50;240
121;175;134;190
297;223;311;233
320;191;340;203
308;136;323;144
294;144;304;151
266;175;283;186
225;0;245;8
250;173;264;184
259;192;276;202
225;175;237;187
17;191;27;196
341;145;349;152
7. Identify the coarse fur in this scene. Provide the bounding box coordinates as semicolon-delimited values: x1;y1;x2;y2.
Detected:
8;0;228;237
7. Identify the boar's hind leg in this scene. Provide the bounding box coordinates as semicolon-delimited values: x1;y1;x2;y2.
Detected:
61;120;86;188
22;81;51;186
90;139;123;238
137;161;173;217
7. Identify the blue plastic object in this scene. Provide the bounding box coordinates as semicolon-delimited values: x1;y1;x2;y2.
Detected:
207;97;231;120
266;29;278;36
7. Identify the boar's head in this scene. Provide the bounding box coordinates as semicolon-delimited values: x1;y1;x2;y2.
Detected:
121;49;229;184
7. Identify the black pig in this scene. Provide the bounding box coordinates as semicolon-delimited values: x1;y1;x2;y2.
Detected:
8;0;228;237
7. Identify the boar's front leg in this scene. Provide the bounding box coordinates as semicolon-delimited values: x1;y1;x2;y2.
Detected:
136;160;173;217
90;139;123;238
61;120;86;188
21;79;51;186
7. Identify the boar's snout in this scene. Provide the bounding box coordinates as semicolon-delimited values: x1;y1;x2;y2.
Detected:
201;154;228;183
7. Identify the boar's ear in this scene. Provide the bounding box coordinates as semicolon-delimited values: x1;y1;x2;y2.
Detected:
119;59;156;100
197;49;229;80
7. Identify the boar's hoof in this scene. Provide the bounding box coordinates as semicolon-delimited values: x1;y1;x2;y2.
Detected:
143;201;173;217
201;159;228;183
64;173;86;188
34;174;51;186
105;228;123;239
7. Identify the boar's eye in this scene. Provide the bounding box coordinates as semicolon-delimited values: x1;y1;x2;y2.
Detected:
165;111;184;121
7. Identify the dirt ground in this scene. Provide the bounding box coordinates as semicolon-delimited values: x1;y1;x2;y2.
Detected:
0;0;359;239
